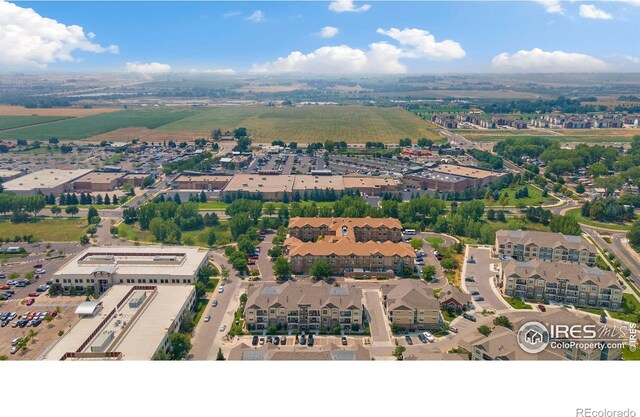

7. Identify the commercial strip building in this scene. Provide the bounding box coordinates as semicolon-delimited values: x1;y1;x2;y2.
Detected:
244;281;364;333
499;260;623;310
288;216;403;243
2;168;92;196
171;173;401;201
285;217;414;276
0;169;23;182
404;164;504;192
72;171;125;192
458;308;623;361
381;280;443;330
43;285;196;360
495;230;597;266
52;246;209;293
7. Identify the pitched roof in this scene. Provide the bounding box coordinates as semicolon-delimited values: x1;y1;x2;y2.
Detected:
286;236;415;258
438;283;472;305
288;216;402;230
383;280;440;312
496;230;596;253
502;259;621;289
246;281;362;311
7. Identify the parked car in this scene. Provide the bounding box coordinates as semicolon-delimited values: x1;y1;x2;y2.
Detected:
219;324;226;332
300;334;307;345
600;314;608;323
259;337;265;345
474;297;485;302
1;320;8;327
0;273;5;279
463;312;477;322
281;336;287;345
274;336;280;345
28;292;40;297
26;298;35;306
470;290;480;296
6;280;18;286
465;277;475;282
1;285;9;290
537;304;546;312
212;300;218;307
218;286;224;293
10;346;19;354
404;335;413;345
422;331;435;343
204;315;211;322
11;337;21;346
250;255;259;260
46;280;54;285
266;336;273;343
247;260;256;265
467;258;476;264
449;326;459;334
307;334;314;347
33;264;43;269
417;333;428;343
342;336;348;346
35;269;45;275
36;285;48;292
252;335;259;346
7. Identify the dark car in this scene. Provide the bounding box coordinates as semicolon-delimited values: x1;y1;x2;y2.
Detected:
417;334;428;343
465;277;475;283
1;320;8;327
405;335;413;345
537;304;546;312
0;273;6;279
600;314;607;323
252;335;259;346
274;336;280;345
307;335;314;347
266;336;273;344
342;336;348;346
474;297;485;302
470;291;480;296
281;336;287;345
300;334;307;345
463;312;477;322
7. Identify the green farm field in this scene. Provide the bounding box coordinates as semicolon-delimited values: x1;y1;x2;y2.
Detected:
160;105;442;143
453;128;637;143
0;115;74;131
0;108;199;141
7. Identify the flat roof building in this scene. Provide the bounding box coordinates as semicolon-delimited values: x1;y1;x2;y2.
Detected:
43;285;196;360
292;175;345;194
2;169;92;196
0;170;23;182
53;245;209;293
222;174;295;201
73;171;125;192
173;174;231;190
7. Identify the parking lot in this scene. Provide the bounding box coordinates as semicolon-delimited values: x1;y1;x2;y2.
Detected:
0;296;80;360
462;246;510;311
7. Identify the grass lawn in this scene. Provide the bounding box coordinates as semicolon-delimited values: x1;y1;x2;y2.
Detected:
441;309;460;322
622;345;640;360
609;294;640;324
486;217;550;234
565;208;633;231
117;221;232;246
576;306;606;316
229;307;246;336
206;278;220;293
503;296;533;310
160;105;442;143
0;218;88;241
424;236;445;246
192;298;209;327
116;223;153;242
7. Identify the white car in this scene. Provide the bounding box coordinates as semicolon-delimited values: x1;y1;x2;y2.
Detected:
422;332;435;343
218;286;224;293
35;269;46;274
11;337;21;346
219;324;226;332
10;346;19;354
204;315;211;322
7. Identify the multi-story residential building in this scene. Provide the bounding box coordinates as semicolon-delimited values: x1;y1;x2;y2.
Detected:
431;114;458;129
288;217;403;243
244;281;363;333
495;230;597;266
382;280;443;330
500;260;623;310
438;283;472;312
459;309;623;361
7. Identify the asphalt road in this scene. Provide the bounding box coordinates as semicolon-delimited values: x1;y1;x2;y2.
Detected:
462;246;510;311
256;232;275;281
362;290;391;344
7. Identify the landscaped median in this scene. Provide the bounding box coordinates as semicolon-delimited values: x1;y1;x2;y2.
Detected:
502;296;533;310
564;207;633;231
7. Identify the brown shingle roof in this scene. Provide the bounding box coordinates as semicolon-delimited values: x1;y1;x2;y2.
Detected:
286;236;415;258
502;260;621;289
288;216;402;230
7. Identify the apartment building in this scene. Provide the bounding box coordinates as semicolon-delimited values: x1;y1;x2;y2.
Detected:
288;217;403;243
244;281;363;333
495;230;597;266
438;283;472;312
382;280;443;330
500;260;623;310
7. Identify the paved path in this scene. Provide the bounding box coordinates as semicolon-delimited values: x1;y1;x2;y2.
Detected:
362;289;392;345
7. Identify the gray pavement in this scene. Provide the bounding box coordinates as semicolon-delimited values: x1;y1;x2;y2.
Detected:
461;246;510;311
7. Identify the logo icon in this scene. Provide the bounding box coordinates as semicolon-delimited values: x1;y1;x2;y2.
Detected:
517;321;549;354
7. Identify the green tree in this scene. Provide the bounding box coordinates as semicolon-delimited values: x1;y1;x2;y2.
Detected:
206;230;217;247
410;238;423;250
50;205;62;217
86;225;98;236
273;257;292;281
152;350;170;360
392;344;406;360
309;259;331;281
216;348;225;361
87;206;99;225
422;265;436;281
79;235;90;245
169;333;192;360
493;316;513;330
478;325;492;337
194;282;206;299
65;205;79;216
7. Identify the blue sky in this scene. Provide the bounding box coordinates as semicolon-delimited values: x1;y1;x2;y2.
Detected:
2;1;639;73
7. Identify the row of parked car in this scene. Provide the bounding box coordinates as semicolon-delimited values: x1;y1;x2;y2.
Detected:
0;310;57;328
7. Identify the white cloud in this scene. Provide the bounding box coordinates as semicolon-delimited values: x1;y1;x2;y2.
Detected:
223;11;241;19
190;68;236;75
319;26;339;38
252;43;405;74
535;0;565;14
0;0;118;68
491;48;609;73
579;4;613;19
376;28;466;60
253;27;465;74
126;62;172;74
328;0;371;13
246;10;265;22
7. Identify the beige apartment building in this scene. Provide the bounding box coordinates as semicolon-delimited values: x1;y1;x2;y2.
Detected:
382;280;443;330
288;217;403;243
244;281;363;333
500;260;623;310
495;230;597;266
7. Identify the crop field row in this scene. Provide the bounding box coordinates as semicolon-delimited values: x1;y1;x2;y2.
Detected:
0;115;74;131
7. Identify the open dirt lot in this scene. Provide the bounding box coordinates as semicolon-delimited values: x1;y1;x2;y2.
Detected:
0;297;81;360
0;105;120;117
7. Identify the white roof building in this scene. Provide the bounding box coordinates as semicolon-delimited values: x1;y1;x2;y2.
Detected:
2;169;92;196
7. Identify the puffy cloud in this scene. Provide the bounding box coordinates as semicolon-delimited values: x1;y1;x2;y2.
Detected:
252;43;405;74
579;4;613;20
246;10;265;22
319;26;339;38
253;27;465;74
0;0;118;68
491;48;609;72
535;0;565;14
376;27;466;60
126;62;172;74
328;0;371;13
190;68;236;75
